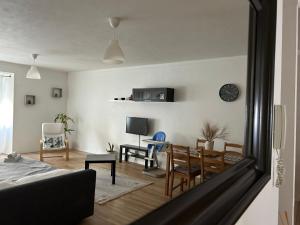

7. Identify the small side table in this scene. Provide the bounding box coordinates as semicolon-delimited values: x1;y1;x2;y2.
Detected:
85;153;116;184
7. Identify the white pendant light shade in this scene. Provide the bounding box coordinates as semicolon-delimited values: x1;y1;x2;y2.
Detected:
26;65;41;79
103;40;125;64
26;54;41;79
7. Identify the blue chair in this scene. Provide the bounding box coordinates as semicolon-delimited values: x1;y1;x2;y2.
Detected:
146;131;166;168
147;131;166;152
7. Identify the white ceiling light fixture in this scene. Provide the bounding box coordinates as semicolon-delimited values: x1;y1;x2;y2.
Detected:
26;54;41;79
103;17;125;64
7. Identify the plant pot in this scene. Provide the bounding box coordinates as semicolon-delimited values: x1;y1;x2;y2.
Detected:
106;149;115;154
205;141;214;150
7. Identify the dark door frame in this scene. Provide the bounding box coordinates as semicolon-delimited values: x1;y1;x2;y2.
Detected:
131;0;277;224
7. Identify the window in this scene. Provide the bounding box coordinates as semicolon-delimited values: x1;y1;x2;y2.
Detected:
0;72;14;154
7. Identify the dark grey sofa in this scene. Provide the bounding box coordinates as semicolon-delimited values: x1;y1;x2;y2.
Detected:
0;169;96;225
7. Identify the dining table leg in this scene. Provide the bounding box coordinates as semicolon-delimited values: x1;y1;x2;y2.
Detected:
165;152;170;196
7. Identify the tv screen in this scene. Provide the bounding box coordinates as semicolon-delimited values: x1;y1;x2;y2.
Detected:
126;117;148;135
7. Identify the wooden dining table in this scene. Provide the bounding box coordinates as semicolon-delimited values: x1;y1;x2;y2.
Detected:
164;147;243;196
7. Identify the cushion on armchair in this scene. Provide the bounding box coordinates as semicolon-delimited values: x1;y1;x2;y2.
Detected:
43;134;65;149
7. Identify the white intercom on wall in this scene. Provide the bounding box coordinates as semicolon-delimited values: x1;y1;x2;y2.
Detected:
272;105;286;188
273;105;286;150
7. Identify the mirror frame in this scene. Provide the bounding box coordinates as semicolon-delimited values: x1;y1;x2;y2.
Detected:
131;0;277;224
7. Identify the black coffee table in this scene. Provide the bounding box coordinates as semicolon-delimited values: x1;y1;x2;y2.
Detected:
85;153;116;184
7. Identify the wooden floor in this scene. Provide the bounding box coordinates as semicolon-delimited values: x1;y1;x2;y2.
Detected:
24;150;188;225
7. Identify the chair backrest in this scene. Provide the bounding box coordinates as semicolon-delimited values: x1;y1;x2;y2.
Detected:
170;144;191;173
42;123;66;150
199;147;225;174
196;138;206;149
224;142;243;154
147;131;166;152
42;123;64;137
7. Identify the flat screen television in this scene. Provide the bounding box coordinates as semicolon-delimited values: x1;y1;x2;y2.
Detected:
126;117;148;136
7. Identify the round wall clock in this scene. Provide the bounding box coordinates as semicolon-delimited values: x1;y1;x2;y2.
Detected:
219;83;239;102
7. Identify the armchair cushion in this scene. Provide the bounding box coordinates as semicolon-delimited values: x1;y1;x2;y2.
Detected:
43;134;65;149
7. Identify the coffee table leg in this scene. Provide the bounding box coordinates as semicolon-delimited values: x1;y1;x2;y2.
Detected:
85;162;89;170
112;162;116;184
111;163;113;176
125;148;128;162
119;146;122;163
145;151;149;169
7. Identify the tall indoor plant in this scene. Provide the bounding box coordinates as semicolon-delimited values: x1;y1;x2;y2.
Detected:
201;122;228;150
54;113;75;138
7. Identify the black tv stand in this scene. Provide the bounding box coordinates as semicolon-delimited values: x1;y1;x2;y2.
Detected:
138;134;141;149
119;144;154;169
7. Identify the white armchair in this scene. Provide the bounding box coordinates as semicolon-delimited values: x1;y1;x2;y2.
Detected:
40;123;69;161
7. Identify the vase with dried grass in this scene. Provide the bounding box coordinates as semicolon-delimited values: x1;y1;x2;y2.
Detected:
200;122;228;150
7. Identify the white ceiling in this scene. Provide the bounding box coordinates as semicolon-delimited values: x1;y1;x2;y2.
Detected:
0;0;249;72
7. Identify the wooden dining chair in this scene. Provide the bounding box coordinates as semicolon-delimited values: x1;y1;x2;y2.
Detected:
223;142;243;164
199;147;225;181
196;138;206;149
224;142;243;155
169;144;202;198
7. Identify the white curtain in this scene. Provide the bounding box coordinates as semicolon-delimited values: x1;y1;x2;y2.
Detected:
0;73;14;154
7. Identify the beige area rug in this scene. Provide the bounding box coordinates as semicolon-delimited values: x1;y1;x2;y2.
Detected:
94;169;153;204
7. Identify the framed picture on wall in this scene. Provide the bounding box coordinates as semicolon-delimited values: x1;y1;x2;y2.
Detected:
52;88;62;98
25;95;35;105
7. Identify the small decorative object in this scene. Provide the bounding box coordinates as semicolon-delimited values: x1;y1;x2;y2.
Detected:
52;88;62;98
106;142;115;153
159;93;165;100
201;122;228;150
25;95;35;105
205;141;214;151
121;97;125;100
54;113;75;138
114;98;118;100
219;83;239;102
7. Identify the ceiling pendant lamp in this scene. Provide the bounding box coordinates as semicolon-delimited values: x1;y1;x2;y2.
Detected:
103;17;125;64
26;54;41;79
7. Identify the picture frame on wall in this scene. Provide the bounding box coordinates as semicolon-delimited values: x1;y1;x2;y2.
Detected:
52;88;62;98
25;95;35;105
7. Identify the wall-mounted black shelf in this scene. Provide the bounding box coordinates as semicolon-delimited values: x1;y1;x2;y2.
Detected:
132;88;174;102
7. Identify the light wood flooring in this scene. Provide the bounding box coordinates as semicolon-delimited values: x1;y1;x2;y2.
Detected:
24;150;183;225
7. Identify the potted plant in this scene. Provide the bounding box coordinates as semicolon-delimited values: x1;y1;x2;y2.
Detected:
54;113;75;138
201;122;228;150
106;142;115;153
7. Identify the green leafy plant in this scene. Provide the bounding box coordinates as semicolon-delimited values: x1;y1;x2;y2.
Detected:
201;122;228;142
54;113;75;137
107;142;115;152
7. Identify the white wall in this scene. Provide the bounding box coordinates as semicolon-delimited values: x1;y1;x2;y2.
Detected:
0;61;68;153
67;56;247;165
296;50;300;202
279;0;298;223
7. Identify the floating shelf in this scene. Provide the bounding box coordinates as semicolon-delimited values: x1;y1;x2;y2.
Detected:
108;100;134;103
108;100;170;103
